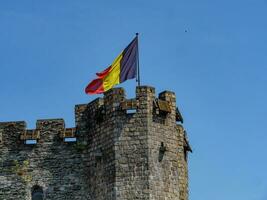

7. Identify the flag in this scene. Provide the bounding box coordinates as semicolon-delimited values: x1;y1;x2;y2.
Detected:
85;36;138;94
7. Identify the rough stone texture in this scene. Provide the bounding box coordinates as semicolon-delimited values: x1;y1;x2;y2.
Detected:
0;119;91;200
0;86;190;200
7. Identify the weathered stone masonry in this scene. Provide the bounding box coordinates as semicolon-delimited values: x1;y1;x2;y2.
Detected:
0;86;191;200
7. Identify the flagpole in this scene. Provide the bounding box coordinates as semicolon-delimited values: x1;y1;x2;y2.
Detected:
136;33;141;86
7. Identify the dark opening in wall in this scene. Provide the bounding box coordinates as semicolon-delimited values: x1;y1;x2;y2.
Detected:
32;185;44;200
0;131;2;144
158;142;166;162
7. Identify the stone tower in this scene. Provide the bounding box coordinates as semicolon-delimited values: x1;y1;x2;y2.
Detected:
0;86;191;200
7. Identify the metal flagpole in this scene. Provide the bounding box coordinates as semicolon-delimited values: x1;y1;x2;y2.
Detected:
136;33;141;86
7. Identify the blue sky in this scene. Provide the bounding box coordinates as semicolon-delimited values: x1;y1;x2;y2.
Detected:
1;1;267;199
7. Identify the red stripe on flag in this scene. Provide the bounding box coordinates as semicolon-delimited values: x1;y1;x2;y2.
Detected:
96;65;112;78
85;78;104;94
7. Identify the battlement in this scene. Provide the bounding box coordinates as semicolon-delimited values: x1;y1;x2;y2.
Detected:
0;86;189;200
0;119;76;145
0;86;183;146
75;86;182;127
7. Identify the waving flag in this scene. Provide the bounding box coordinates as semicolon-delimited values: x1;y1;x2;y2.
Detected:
85;36;138;94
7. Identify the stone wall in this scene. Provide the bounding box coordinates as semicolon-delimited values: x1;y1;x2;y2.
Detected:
0;86;190;200
113;87;190;200
0;120;91;200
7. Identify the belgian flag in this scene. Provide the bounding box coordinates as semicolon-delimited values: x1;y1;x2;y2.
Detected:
85;36;138;94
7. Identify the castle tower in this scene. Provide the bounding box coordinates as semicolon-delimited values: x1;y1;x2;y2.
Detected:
0;86;191;200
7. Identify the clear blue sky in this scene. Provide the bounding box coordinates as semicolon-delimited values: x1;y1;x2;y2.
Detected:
1;1;267;199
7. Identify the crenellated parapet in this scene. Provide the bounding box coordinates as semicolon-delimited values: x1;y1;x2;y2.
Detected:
0;85;184;150
0;119;77;146
0;86;190;200
74;86;183;128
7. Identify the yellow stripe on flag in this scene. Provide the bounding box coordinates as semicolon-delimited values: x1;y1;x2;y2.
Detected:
103;52;123;91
